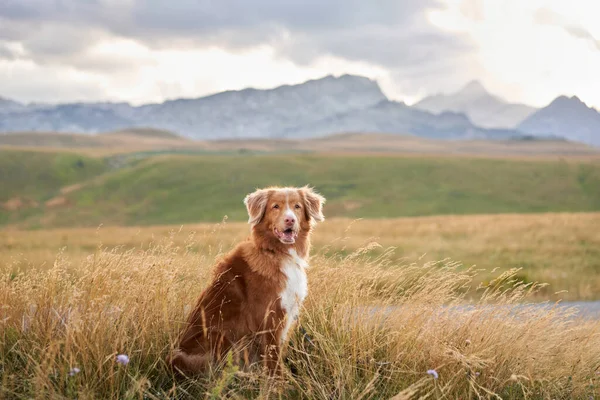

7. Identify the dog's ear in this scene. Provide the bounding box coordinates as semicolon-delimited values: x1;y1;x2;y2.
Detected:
301;186;326;223
244;189;269;227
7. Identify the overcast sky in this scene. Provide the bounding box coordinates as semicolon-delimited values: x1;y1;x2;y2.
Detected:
1;0;599;108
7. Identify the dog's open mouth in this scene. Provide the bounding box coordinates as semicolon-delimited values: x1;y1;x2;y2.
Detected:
274;227;298;244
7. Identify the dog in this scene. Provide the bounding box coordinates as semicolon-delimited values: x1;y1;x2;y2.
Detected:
168;186;325;376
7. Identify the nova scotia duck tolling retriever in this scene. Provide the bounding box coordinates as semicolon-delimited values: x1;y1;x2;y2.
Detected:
168;186;325;376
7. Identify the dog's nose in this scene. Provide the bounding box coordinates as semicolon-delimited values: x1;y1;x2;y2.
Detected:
285;217;295;226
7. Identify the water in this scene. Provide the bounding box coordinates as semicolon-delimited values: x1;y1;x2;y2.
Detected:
353;301;600;321
557;301;600;319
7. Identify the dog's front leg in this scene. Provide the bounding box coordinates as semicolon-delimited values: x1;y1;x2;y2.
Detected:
263;342;283;377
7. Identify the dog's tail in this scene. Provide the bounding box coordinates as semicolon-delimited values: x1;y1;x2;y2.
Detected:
167;349;211;376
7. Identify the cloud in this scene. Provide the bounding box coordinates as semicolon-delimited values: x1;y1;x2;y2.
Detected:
125;0;442;39
564;25;600;51
0;42;18;60
459;0;484;22
274;24;472;69
0;0;472;70
0;0;480;103
534;7;600;51
0;60;110;104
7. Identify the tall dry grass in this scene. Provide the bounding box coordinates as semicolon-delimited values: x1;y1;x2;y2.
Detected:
1;226;599;399
3;212;600;301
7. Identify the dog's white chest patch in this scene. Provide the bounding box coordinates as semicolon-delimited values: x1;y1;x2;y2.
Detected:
279;249;308;343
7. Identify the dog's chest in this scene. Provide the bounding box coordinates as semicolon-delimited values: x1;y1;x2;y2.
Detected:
279;249;308;340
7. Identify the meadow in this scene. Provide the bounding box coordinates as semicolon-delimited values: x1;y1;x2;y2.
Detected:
1;218;600;399
2;147;600;228
2;139;600;398
2;213;600;301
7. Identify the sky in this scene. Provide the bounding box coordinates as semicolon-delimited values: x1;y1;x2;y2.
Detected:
1;0;599;108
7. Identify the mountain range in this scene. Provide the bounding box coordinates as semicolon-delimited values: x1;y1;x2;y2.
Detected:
518;95;600;146
414;80;536;129
1;75;599;145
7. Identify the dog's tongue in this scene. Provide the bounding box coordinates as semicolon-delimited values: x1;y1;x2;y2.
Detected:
275;228;296;242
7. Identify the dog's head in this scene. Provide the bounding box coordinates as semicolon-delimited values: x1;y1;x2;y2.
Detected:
244;186;326;245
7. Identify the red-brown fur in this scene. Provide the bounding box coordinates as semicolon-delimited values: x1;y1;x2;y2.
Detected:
168;186;325;376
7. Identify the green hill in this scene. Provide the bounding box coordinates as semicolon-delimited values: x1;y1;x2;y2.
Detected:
0;150;107;201
0;150;108;225
2;148;600;228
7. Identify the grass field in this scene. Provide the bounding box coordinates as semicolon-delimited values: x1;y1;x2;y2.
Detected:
2;212;599;301
2;138;600;398
0;150;107;203
2;148;600;228
1;218;600;399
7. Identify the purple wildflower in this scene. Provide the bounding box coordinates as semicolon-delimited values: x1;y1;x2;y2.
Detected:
116;354;129;365
427;369;439;379
68;367;80;376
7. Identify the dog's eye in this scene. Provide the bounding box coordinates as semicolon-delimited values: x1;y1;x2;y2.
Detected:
273;204;279;209
295;204;301;209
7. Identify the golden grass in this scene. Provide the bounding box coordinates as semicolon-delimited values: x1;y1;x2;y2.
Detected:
3;212;600;301
1;223;600;399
